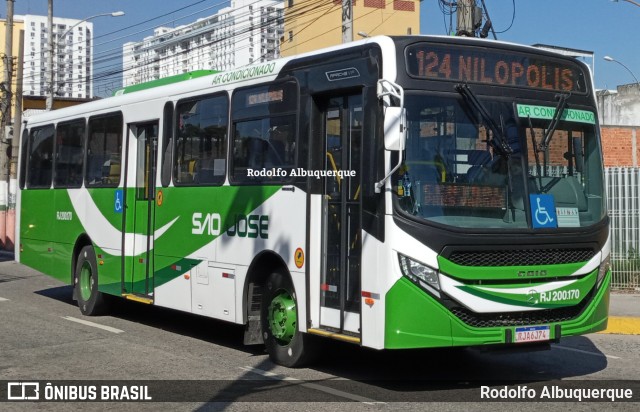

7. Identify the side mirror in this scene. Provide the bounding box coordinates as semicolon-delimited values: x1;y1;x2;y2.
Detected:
573;137;584;173
384;107;406;151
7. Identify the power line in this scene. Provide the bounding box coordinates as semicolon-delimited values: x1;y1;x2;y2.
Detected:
93;0;212;42
16;0;407;96
493;0;516;34
16;0;278;84
18;0;327;93
92;0;326;89
15;0;236;87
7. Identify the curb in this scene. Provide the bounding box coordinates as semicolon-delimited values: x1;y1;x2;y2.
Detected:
598;316;640;335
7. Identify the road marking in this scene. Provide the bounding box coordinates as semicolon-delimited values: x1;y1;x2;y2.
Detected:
598;316;640;335
553;345;620;360
0;297;9;302
240;366;384;404
61;316;124;334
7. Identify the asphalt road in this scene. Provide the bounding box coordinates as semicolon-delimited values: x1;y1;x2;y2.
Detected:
1;259;639;411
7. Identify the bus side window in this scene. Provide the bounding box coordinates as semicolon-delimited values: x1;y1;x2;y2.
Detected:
230;81;298;183
86;113;123;187
161;102;174;187
27;125;55;189
54;119;85;188
174;93;228;186
19;128;29;189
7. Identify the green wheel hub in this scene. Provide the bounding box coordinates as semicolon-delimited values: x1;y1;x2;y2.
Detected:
267;290;297;345
79;262;93;301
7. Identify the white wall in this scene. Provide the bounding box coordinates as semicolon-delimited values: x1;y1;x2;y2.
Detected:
597;84;640;127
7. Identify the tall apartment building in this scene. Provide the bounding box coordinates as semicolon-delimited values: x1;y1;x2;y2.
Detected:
281;0;420;57
18;15;94;99
123;0;284;87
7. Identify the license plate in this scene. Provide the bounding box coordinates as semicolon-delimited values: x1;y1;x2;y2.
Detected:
514;325;550;343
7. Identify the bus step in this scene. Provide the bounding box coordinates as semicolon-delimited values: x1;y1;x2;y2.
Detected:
122;294;154;304
307;328;361;344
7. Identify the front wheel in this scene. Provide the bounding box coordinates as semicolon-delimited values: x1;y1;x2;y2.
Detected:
74;245;109;316
261;271;316;367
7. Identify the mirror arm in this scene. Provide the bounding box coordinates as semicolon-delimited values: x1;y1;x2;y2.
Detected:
375;79;405;193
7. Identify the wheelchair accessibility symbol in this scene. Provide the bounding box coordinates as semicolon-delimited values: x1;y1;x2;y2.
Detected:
529;194;557;228
114;189;123;214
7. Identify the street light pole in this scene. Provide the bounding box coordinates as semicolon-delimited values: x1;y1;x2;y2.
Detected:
45;0;53;110
45;10;125;110
612;0;640;8
603;55;640;84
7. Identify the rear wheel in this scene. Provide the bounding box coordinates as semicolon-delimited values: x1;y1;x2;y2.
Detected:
74;245;109;316
261;271;316;367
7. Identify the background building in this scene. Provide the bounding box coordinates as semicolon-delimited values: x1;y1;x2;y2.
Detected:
597;84;640;128
1;14;94;252
19;14;94;99
123;0;284;87
280;0;420;57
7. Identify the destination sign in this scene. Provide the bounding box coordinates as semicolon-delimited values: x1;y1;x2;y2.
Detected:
246;89;283;106
406;44;587;93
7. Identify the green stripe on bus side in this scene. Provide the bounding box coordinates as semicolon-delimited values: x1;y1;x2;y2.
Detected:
94;245;122;296
153;258;201;289
23;185;281;257
437;255;588;281
114;70;218;95
153;185;281;260
21;188;131;244
95;255;201;295
21;185;283;294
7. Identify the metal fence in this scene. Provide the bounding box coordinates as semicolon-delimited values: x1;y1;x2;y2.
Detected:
605;167;640;290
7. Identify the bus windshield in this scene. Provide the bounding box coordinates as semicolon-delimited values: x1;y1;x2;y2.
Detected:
395;92;606;229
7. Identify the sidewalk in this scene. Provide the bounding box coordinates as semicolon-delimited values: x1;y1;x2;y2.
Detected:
609;293;640;317
601;293;640;335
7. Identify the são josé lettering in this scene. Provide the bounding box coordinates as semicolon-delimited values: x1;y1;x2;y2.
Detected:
246;168;356;179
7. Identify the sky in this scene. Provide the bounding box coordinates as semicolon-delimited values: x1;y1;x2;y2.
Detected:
1;0;639;96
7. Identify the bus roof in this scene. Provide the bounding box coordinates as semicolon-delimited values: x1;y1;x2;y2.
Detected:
23;35;588;127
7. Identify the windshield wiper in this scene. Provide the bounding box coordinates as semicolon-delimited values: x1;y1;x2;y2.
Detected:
455;83;512;158
528;116;543;189
539;93;570;152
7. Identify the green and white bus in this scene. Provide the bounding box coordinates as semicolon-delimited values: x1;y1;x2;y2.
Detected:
18;35;610;367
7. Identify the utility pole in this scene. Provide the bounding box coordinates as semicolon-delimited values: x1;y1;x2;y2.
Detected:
456;0;479;37
342;0;353;43
2;0;14;138
45;0;54;110
1;0;14;248
7;29;22;252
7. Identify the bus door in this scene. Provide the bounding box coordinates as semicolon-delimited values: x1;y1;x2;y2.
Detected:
319;94;363;335
123;122;158;298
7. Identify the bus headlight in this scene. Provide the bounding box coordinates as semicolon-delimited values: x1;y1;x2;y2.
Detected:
597;255;610;289
398;253;441;297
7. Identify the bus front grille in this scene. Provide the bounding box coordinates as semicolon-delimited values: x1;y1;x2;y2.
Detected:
447;288;594;328
447;248;595;267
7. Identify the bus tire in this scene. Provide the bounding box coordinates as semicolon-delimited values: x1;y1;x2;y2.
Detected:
74;245;109;316
261;271;316;367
